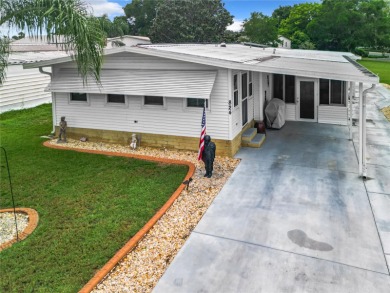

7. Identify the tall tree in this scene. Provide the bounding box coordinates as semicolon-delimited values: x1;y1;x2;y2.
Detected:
150;0;233;43
123;0;159;36
271;5;293;28
307;0;390;52
242;12;279;46
0;0;105;84
97;14;131;38
279;3;321;48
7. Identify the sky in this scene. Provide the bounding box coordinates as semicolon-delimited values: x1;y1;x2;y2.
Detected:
1;0;320;36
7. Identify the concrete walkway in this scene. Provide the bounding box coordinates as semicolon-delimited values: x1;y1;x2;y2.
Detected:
154;85;390;293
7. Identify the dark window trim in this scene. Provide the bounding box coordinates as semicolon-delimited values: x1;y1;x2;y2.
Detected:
69;92;89;105
186;98;208;109
233;74;239;107
107;94;126;104
144;96;165;106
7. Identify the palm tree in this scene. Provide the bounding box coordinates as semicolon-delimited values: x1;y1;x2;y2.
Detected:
0;0;106;85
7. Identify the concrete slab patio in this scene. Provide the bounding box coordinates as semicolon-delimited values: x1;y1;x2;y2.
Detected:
154;85;390;293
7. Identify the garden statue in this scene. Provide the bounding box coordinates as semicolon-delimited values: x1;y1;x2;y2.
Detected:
57;116;67;143
130;133;138;150
202;135;216;178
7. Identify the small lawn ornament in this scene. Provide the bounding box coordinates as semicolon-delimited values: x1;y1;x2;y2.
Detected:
130;133;138;150
57;116;67;143
202;135;216;178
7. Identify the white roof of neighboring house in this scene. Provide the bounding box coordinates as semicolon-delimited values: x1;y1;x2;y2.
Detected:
107;35;151;42
24;43;379;83
8;51;71;65
278;36;291;41
10;37;67;52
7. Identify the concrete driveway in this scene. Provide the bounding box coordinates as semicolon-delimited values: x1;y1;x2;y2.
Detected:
154;86;390;292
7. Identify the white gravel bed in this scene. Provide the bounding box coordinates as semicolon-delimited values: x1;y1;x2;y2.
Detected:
0;212;29;245
47;139;240;292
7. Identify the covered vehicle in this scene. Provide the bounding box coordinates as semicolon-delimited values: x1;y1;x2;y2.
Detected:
265;98;286;129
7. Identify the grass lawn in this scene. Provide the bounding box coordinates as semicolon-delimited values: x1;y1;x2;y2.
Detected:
0;104;188;292
358;59;390;85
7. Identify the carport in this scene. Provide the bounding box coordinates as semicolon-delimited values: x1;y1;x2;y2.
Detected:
154;90;390;292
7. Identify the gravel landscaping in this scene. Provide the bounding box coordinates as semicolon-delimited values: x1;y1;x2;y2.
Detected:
0;212;29;247
47;139;240;292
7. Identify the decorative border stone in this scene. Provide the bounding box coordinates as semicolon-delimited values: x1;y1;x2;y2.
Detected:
43;141;195;293
0;208;39;252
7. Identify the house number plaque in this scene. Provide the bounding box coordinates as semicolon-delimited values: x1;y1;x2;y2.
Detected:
228;100;232;115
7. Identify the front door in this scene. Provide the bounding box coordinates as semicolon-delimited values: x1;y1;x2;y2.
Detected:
297;78;317;121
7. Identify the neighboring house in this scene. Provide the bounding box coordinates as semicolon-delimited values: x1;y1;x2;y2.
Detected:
106;35;151;47
1;36;150;113
24;44;378;172
0;51;69;113
278;36;291;49
0;38;69;113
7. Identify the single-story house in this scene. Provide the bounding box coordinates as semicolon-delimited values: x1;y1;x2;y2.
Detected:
25;43;379;177
278;36;291;49
0;51;69;113
1;37;69;113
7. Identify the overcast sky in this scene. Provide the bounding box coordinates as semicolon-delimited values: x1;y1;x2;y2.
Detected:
1;0;320;36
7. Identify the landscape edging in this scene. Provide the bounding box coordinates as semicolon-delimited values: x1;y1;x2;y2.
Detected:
0;208;39;251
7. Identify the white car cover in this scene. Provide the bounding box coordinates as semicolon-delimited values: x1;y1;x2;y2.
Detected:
265;98;286;129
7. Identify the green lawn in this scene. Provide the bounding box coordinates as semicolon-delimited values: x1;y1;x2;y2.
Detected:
358;59;390;85
0;105;188;292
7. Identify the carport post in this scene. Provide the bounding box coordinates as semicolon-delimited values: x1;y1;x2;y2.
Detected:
348;81;354;140
358;83;363;177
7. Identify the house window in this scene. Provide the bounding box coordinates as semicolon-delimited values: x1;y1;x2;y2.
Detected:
144;96;164;106
233;74;238;107
285;75;295;103
249;71;253;97
70;93;87;102
273;74;283;100
331;80;345;104
241;73;248;99
187;98;208;108
320;79;346;105
273;74;295;103
107;94;125;104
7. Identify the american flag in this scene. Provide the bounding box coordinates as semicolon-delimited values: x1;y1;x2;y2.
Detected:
197;105;206;160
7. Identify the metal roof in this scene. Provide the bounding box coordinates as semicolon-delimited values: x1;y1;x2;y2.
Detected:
8;51;72;65
24;43;379;84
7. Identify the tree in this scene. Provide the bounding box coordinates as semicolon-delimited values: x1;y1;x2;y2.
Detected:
223;30;242;43
123;0;159;36
307;0;390;52
149;0;233;43
359;0;390;53
0;0;105;85
97;14;131;38
12;31;25;40
271;5;293;28
279;3;321;48
242;12;279;46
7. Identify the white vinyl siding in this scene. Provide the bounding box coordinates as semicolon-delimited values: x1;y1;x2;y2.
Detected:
285;104;296;121
53;67;229;140
318;106;347;125
0;65;51;113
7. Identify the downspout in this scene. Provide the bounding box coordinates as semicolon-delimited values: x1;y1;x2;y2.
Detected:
361;84;376;179
39;67;56;134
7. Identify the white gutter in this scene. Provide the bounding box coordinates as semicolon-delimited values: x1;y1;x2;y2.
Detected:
39;67;56;134
358;83;376;179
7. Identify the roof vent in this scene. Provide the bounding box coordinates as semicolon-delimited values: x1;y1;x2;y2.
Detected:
273;49;276;54
220;42;226;47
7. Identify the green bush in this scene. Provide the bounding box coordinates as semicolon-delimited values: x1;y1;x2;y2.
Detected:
353;48;369;57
